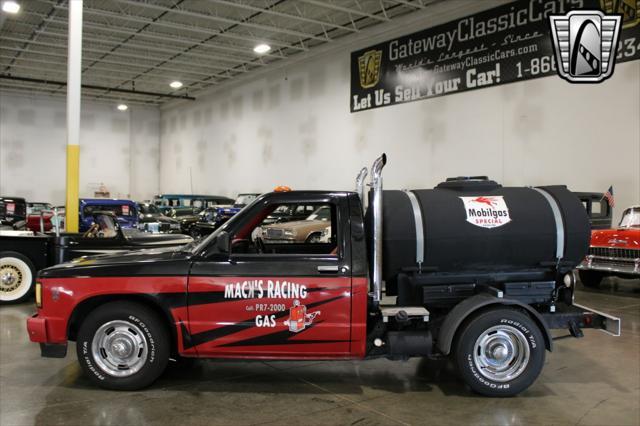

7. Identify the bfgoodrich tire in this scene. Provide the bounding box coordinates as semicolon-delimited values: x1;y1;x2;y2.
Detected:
455;308;545;397
76;301;169;390
0;251;36;304
579;270;604;288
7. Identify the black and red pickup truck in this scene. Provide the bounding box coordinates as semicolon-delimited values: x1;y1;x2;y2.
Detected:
27;155;620;397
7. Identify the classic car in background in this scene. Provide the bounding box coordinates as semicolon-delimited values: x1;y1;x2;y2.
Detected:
26;202;53;215
160;206;203;234
257;205;332;244
0;196;27;230
189;193;260;238
575;192;613;229
153;194;234;210
577;206;640;287
0;211;192;303
136;202;182;234
79;198;138;232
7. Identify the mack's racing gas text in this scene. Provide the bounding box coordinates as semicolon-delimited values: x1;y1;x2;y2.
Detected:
224;280;308;300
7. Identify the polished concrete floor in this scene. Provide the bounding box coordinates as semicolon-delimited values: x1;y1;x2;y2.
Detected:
1;279;639;426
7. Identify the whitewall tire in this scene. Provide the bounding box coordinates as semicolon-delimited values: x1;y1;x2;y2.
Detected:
0;252;36;303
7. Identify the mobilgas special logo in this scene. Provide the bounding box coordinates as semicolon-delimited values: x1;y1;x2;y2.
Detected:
549;9;622;83
357;49;382;88
460;196;511;229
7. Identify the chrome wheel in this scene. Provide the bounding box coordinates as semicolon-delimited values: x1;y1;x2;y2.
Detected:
473;325;530;383
0;256;33;302
91;320;148;377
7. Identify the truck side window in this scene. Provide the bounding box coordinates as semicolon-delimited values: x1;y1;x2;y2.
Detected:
233;203;338;256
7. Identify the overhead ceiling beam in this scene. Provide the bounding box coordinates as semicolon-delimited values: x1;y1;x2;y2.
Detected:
0;36;250;74
0;36;246;82
2;0;63;74
205;0;359;33
0;63;216;91
47;2;308;52
0;84;162;105
114;0;330;43
0;75;197;100
298;0;390;22
7;20;261;65
0;51;234;82
388;0;426;9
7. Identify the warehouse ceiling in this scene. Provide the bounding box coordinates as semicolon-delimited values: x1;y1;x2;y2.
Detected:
0;0;432;106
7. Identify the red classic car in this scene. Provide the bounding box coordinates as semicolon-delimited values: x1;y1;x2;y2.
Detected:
577;206;640;287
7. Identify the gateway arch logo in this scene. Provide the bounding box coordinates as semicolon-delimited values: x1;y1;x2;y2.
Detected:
549;10;622;83
357;49;382;88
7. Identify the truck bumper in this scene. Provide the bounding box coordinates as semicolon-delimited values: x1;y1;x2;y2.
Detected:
27;314;68;358
542;303;621;336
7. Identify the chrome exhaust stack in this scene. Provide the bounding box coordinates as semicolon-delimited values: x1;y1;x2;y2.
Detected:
370;153;387;305
355;167;368;208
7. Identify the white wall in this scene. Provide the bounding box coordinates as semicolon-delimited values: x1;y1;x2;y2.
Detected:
159;1;640;220
0;91;160;204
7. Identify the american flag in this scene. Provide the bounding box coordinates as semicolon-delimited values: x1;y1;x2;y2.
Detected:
602;186;615;208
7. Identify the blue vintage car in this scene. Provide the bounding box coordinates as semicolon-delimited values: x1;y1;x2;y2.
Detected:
79;199;138;232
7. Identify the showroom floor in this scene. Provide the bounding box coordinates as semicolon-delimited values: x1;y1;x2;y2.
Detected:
1;281;638;426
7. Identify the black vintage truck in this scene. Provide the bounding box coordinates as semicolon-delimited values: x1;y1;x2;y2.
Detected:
28;155;619;396
1;212;191;303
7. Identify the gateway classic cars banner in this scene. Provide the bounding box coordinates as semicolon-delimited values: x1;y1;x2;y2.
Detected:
350;0;640;112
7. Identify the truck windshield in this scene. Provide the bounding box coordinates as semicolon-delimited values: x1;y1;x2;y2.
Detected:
619;208;640;228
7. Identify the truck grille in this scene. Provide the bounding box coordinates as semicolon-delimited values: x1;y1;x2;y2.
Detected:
589;247;640;259
266;228;284;238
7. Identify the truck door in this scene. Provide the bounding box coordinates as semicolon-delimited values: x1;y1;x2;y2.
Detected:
186;195;353;358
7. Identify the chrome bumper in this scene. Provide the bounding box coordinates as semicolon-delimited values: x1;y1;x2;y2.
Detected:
577;255;640;276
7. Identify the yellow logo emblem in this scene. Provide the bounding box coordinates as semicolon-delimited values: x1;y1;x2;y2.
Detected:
601;0;639;28
357;50;382;89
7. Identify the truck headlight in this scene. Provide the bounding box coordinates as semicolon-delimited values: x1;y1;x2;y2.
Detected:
35;282;42;308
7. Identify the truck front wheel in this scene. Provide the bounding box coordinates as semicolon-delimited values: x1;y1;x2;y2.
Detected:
454;308;545;397
76;301;170;390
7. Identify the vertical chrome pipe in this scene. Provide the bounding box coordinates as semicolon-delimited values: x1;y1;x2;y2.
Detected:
53;207;60;237
370;153;387;304
355;167;368;208
39;212;44;233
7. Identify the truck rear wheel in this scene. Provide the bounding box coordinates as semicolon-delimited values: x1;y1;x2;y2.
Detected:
76;301;169;390
0;251;36;304
454;308;545;397
578;270;604;288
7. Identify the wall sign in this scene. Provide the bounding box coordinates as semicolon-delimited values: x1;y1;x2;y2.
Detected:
350;0;640;112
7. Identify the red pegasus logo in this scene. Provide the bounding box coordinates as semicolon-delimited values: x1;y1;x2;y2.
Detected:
472;196;497;207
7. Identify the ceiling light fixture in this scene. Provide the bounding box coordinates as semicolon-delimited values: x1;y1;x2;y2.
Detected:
169;81;183;89
2;1;20;14
117;104;128;111
253;44;271;54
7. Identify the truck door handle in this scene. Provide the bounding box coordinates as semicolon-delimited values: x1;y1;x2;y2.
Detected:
317;265;339;273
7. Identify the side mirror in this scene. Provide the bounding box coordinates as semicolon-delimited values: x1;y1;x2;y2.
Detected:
216;231;230;253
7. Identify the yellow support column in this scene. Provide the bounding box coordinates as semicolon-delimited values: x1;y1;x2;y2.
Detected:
64;0;83;233
65;145;80;232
